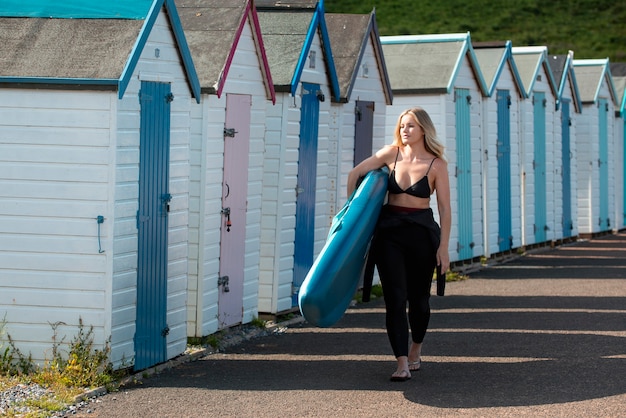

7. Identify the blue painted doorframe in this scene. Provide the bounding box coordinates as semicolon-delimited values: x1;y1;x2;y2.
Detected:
561;99;573;237
533;92;547;243
598;99;609;230
496;90;512;251
293;83;320;306
455;88;474;260
134;81;172;371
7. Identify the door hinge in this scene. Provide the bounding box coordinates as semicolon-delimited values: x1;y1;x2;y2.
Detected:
224;128;238;137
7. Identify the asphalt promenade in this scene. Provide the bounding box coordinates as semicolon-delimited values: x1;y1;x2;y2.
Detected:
78;232;626;417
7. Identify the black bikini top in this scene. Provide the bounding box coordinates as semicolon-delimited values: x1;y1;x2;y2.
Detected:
388;148;436;198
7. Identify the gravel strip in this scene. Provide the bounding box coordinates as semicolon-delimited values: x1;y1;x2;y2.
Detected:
1;318;300;417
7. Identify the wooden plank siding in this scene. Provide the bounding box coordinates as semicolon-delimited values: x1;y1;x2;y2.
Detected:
0;7;196;369
187;21;269;337
512;47;559;246
108;10;195;367
259;33;333;314
573;59;618;235
0;88;113;364
474;42;525;257
382;36;487;264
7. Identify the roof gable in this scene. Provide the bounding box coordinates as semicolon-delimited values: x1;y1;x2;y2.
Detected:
548;51;582;113
325;11;392;104
473;41;525;98
380;33;488;96
613;76;626;114
256;1;339;100
573;58;618;105
177;0;275;102
0;0;201;102
511;46;558;98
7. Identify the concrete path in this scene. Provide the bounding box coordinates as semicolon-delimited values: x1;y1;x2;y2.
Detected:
77;232;626;417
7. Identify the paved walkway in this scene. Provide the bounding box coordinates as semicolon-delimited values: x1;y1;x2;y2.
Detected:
78;232;626;417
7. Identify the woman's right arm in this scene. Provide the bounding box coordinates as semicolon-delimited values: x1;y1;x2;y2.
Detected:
347;146;395;197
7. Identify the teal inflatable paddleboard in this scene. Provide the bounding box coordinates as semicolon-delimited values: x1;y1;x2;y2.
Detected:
298;167;388;327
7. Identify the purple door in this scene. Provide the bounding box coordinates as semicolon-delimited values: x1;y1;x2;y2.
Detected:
218;94;251;327
354;100;374;165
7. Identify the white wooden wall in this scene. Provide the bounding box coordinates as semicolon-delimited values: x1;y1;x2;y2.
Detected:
481;62;523;256
576;79;615;234
384;52;485;263
0;88;113;366
332;39;389;212
575;102;597;234
0;10;193;369
111;11;194;367
187;21;269;337
258;34;333;314
518;63;557;246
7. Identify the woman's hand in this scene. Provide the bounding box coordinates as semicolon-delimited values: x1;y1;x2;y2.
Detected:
437;247;449;275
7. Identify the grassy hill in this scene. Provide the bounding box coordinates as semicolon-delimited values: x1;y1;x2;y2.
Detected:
325;0;626;62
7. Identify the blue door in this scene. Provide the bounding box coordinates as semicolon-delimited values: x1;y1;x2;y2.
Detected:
496;90;512;251
293;83;320;306
598;99;609;230
561;99;573;237
533;92;547;243
134;81;172;371
455;89;473;260
623;117;626;227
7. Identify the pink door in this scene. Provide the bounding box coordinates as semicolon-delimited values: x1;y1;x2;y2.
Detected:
218;94;251;328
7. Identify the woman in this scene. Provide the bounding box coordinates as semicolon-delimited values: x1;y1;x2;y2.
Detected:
347;107;451;382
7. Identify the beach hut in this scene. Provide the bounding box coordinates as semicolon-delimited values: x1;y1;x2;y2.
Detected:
512;46;559;246
572;58;619;236
324;11;393;217
380;32;489;264
0;0;201;371
473;41;526;257
548;51;583;240
609;62;626;231
255;0;341;314
176;1;276;337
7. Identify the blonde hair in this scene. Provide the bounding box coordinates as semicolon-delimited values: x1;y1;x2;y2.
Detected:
392;107;445;159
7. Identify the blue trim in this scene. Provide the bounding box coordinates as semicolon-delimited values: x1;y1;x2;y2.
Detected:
289;2;340;101
119;0;201;102
317;3;340;102
164;0;201;103
505;43;528;99
119;0;163;99
290;12;317;96
0;77;118;86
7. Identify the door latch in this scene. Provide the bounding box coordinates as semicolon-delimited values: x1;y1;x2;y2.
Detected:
218;275;230;292
161;193;172;215
221;207;231;231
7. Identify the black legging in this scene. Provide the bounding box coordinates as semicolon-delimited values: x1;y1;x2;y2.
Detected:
373;219;436;358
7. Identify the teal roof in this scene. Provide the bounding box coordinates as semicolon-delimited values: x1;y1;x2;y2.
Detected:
0;0;153;19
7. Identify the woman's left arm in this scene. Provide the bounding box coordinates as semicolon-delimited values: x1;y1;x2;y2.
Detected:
433;159;451;274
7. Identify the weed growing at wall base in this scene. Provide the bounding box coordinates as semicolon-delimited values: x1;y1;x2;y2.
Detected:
0;316;122;417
